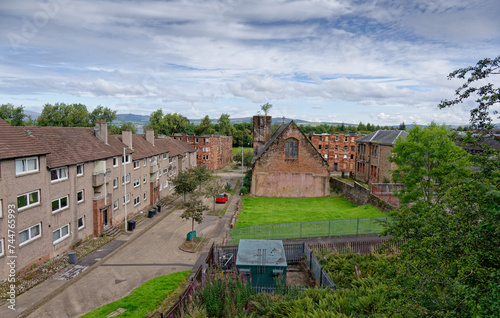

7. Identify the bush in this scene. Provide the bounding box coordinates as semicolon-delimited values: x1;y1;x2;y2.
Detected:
225;182;231;192
239;186;249;195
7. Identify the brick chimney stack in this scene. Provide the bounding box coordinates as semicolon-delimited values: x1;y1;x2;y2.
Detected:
145;129;154;146
253;115;272;158
122;129;133;149
94;120;108;145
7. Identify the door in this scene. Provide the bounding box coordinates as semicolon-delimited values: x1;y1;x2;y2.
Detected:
334;163;338;171
103;208;108;226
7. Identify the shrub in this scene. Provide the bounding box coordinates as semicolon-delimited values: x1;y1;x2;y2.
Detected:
239;186;249;195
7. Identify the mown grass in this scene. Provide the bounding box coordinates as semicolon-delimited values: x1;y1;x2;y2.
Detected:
81;271;190;318
235;197;385;229
232;147;253;155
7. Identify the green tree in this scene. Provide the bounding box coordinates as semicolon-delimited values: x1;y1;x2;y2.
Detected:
233;150;253;168
390;123;471;205
217;113;235;136
204;178;226;212
398;122;406;130
108;121;138;134
197;115;214;135
0;103;27;126
37;103;91;127
357;122;366;131
90;105;117;125
190;165;212;192
260;102;272;116
181;198;208;239
170;170;197;202
439;55;499;130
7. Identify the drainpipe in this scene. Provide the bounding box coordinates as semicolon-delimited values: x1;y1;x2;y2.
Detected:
123;148;128;232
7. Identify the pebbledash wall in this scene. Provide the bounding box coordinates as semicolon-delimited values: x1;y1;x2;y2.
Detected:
171;134;233;170
0;119;196;280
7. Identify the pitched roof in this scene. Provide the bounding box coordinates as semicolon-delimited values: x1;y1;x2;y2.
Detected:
114;134;164;160
0;118;50;160
25;126;129;168
156;137;196;157
254;122;290;160
355;130;408;145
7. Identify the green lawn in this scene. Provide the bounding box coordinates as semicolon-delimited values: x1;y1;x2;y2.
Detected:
235;197;385;229
81;271;190;318
232;147;253;155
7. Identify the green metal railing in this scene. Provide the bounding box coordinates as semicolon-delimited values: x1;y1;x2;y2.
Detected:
229;217;390;243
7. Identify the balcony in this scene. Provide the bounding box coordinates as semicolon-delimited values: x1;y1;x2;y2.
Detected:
92;169;111;187
150;164;158;174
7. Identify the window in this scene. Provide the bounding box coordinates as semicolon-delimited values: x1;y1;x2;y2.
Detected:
344;146;348;152
335;145;338;150
78;216;85;230
133;160;140;169
134;178;140;187
350;154;354;160
113;157;119;167
123;193;130;204
53;224;70;244
0;238;4;257
335;154;338;159
372;145;379;158
325;145;328;150
169;157;173;164
122;154;130;164
15;157;38;175
143;158;147;166
324;154;328;159
345;137;348;142
51;167;68;182
163;153;167;159
163;180;168;188
113;200;118;210
113;178;118;189
195;138;199;143
163;168;168;174
187;137;190;142
143;175;147;183
285;138;298;158
52;196;69;213
143;192;147;201
319;136;322;141
169;182;173;190
159;168;162;176
318;145;322;150
19;223;41;246
335;136;339;141
122;174;130;184
344;154;347;159
0;199;3;218
351;146;355;152
159;183;162;191
77;190;84;203
134;196;140;206
17;190;40;210
76;164;84;176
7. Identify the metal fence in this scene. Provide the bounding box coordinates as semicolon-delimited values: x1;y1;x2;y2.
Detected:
304;244;336;289
229;217;390;243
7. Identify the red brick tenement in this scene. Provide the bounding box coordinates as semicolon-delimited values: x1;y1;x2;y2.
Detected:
354;130;408;183
172;134;233;170
308;132;364;172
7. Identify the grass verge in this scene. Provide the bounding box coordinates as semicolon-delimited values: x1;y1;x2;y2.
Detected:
80;271;190;318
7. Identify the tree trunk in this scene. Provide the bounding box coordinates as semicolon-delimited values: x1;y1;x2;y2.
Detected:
213;197;216;212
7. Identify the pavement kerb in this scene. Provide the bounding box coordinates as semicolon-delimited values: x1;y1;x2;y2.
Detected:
18;197;184;318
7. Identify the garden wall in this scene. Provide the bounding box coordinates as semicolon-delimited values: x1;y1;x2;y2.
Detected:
330;178;397;212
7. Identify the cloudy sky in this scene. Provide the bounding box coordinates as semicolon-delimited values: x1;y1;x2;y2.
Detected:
1;0;499;125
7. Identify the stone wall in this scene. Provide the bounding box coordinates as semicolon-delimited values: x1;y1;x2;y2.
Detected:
330;178;396;212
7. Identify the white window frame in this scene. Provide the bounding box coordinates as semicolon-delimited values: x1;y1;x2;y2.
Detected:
143;158;147;166
122;154;131;164
0;199;3;218
0;238;4;257
159;183;162;191
17;190;40;211
19;223;41;246
77;190;84;203
51;167;68;182
76;164;84;176
163;180;168;188
123;193;130;205
122;174;130;184
163;153;167;159
143;192;147;201
113;157;119;167
53;224;70;245
78;216;85;230
133;178;140;188
345;136;349;142
113;199;118;210
133;160;140;169
344;154;348;159
143;175;147;183
134;196;140;206
15;157;39;175
169;157;173;164
163;167;168;174
52;195;69;214
324;154;328;159
113;177;118;189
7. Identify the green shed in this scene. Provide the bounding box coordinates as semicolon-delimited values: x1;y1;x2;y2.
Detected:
236;239;287;288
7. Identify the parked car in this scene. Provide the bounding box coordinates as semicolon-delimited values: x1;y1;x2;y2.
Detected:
216;193;229;203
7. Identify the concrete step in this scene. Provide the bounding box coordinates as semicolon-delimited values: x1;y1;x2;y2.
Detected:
103;225;122;237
